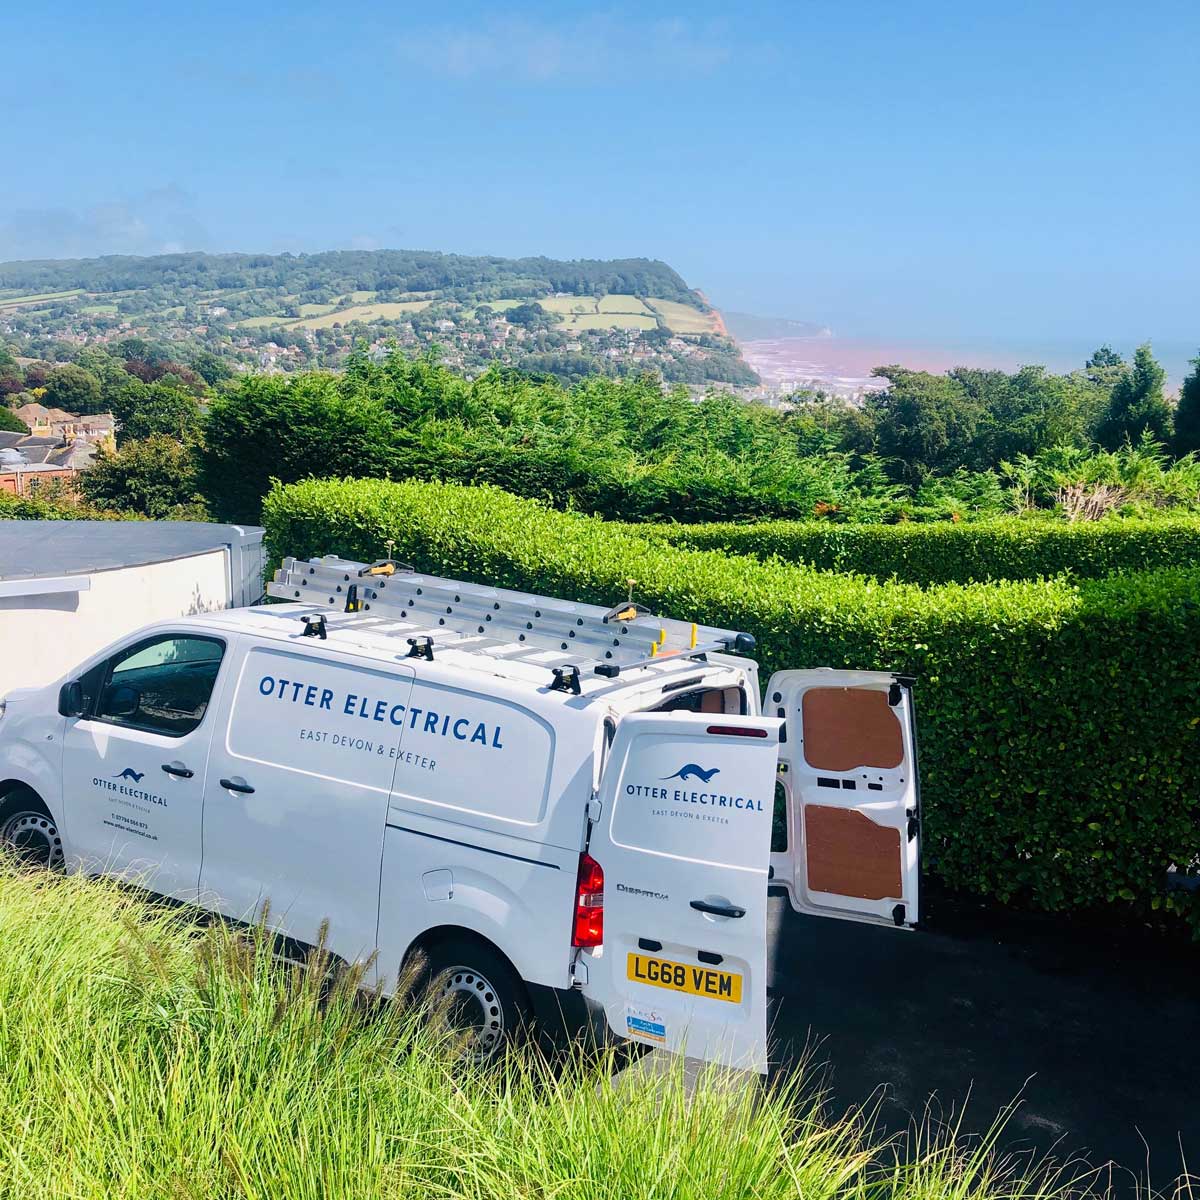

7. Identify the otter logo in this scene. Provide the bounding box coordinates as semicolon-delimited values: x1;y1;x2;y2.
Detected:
661;764;720;784
113;768;145;783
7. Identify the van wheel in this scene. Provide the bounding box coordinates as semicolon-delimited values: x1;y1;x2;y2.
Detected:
0;791;64;870
423;936;531;1063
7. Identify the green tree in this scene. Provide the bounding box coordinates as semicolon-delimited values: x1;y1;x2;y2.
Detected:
864;367;983;482
42;364;103;414
198;373;402;522
187;348;233;386
79;435;206;519
1087;345;1124;370
110;380;201;443
1095;343;1173;449
0;406;28;433
1174;352;1200;456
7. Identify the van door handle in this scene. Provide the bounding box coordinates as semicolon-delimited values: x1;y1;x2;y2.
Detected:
690;899;746;919
161;762;193;778
219;777;255;794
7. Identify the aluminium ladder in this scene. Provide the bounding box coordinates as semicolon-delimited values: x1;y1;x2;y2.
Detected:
266;555;755;690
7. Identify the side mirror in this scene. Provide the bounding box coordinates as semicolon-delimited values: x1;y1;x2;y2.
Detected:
102;684;141;719
58;680;85;718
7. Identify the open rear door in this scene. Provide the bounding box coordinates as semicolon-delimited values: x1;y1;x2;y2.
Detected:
582;712;781;1073
766;670;920;929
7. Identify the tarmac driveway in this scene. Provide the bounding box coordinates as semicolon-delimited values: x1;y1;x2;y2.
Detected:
766;893;1198;1192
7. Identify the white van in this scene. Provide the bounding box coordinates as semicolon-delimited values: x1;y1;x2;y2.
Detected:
0;554;921;1072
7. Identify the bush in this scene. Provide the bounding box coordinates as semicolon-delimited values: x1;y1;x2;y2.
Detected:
639;516;1200;584
263;478;1200;930
0;488;130;521
0;860;1064;1199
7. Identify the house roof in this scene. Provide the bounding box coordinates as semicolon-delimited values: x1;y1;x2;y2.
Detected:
0;520;264;581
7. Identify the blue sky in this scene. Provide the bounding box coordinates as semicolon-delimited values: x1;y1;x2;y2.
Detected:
1;0;1197;347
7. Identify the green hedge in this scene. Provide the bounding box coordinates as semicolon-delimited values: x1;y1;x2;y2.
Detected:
263;478;1200;930
639;515;1200;584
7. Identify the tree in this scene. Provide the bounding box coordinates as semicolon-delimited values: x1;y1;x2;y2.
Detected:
187;348;233;387
1174;352;1200;456
41;364;103;414
1087;345;1124;370
1095;343;1172;449
864;367;983;482
0;407;28;433
110;380;201;443
79;435;206;519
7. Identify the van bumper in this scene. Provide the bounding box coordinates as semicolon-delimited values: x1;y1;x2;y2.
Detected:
527;983;611;1050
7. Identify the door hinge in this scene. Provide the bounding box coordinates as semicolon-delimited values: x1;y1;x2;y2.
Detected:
906;806;919;840
587;794;603;825
891;903;906;926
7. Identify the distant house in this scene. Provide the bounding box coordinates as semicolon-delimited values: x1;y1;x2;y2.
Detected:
0;402;112;496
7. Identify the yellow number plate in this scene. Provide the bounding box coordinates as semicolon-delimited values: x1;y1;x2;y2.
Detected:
626;952;742;1003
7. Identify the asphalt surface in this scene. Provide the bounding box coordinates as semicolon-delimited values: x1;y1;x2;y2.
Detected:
765;893;1199;1193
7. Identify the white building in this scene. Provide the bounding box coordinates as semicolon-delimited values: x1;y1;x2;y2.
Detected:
0;521;264;692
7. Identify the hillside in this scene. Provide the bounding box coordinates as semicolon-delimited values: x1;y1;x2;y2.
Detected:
0;249;757;387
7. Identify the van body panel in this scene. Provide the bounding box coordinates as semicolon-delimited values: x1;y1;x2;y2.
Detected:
375;820;579;991
200;639;416;961
766;669;921;929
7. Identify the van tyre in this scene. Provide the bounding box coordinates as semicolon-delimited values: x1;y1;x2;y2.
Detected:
422;935;531;1063
0;791;63;870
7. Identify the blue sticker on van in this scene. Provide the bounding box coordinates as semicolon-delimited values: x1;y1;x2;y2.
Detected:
626;1016;667;1043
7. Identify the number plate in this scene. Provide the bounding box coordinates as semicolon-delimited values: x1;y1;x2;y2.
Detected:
626;952;742;1003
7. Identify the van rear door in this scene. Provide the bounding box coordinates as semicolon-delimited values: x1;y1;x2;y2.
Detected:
582;712;780;1073
765;669;920;929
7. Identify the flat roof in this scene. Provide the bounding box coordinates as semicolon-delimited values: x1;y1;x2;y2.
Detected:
0;520;264;581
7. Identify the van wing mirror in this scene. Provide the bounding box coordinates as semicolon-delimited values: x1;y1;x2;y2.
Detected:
58;680;85;718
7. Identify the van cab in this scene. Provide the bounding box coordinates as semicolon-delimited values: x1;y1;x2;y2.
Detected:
0;555;920;1072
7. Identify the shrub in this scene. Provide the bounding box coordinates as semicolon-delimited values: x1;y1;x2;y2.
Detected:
0;488;130;521
264;478;1200;930
638;516;1200;584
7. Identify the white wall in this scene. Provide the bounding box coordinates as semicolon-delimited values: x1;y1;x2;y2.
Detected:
0;550;232;693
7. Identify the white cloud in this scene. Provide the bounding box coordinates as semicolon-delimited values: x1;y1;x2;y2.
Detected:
397;13;733;83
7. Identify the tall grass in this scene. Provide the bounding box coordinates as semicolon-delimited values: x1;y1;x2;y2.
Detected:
0;858;1103;1199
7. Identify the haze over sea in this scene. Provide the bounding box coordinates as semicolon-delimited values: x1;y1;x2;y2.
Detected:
738;334;1197;397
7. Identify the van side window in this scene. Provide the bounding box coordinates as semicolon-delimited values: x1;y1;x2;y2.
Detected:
94;635;225;738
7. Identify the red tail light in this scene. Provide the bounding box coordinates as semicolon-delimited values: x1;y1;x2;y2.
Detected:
707;724;769;737
572;852;604;948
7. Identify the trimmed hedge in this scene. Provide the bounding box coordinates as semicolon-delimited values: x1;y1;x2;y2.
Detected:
263;478;1200;930
638;516;1200;585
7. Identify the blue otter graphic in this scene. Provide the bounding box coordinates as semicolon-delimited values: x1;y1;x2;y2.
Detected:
661;764;720;784
113;768;145;783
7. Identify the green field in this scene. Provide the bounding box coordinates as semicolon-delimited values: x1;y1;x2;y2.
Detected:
298;303;339;318
539;296;599;316
79;303;118;315
0;289;85;307
292;300;432;329
560;312;658;331
238;315;290;328
646;297;717;335
597;293;653;315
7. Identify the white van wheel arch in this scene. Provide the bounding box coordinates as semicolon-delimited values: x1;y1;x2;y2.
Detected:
417;932;532;1063
0;790;64;870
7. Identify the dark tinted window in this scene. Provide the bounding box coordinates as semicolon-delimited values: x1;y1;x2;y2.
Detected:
95;635;225;737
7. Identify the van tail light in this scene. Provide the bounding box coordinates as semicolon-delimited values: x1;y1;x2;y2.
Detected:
572;852;604;948
706;724;769;738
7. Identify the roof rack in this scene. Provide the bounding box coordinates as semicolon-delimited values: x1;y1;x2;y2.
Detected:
266;554;755;686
